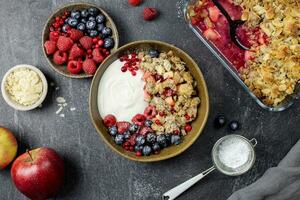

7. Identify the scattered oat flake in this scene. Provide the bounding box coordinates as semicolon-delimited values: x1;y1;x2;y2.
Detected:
56;106;63;114
56;97;66;103
70;107;76;111
63;103;68;107
50;82;55;87
55;87;60;90
59;114;65;118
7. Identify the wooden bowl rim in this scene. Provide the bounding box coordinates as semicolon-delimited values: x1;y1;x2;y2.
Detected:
89;40;209;162
42;2;119;79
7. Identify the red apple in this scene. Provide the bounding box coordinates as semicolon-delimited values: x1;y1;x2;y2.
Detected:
11;147;64;200
0;126;18;169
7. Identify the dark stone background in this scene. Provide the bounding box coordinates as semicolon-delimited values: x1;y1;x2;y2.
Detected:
0;0;299;199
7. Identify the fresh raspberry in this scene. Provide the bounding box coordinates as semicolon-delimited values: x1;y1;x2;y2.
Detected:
92;48;104;63
143;7;158;21
57;36;73;52
79;36;93;50
139;126;153;136
44;41;57;55
184;124;192;132
144;105;157;119
67;60;82;74
82;59;97;75
132;114;146;126
53;51;68;65
128;134;137;146
116;121;130;134
69;44;85;60
136;151;142;157
49;31;59;42
69;29;84;41
128;0;141;6
103;114;117;127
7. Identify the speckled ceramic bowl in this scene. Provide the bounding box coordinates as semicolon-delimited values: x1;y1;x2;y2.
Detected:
42;2;119;79
89;40;209;162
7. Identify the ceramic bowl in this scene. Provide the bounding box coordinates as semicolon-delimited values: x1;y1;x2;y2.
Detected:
89;40;209;162
42;2;119;78
1;64;48;111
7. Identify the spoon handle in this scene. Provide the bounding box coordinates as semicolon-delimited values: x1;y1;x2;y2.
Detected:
211;0;233;23
162;166;215;200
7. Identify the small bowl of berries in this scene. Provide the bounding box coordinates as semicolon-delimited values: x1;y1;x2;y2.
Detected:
42;3;119;78
89;40;209;162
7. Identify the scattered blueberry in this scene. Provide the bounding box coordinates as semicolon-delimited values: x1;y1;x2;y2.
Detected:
152;142;160;152
214;115;226;128
88;16;96;22
86;20;96;30
108;126;118;136
80;9;89;18
157;134;167;148
62;24;69;33
71;10;81;19
136;135;146;146
129;124;138;133
96;23;105;32
144;119;153;127
67;17;78;27
77;23;86;31
88;7;99;16
149;49;159;58
229;121;240;131
124;131;131;140
102;27;112;37
96;14;106;24
89;30;98;37
104;38;114;49
142;145;152;156
114;134;124;145
134;145;143;152
146;133;156;144
171;135;181;145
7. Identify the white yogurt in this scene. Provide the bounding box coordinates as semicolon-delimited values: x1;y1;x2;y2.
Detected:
98;59;147;122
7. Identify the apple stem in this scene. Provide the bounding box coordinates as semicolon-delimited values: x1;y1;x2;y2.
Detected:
26;149;33;161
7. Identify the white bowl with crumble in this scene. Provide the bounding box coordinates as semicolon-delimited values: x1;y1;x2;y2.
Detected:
89;40;209;162
1;64;48;111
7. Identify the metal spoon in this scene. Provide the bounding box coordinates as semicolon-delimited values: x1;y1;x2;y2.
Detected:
211;0;249;50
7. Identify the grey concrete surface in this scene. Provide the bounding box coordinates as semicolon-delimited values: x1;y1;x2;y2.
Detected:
0;0;299;199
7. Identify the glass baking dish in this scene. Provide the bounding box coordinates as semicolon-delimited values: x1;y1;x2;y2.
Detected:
183;0;300;112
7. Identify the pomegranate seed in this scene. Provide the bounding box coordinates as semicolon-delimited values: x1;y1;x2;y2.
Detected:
174;130;180;135
59;20;64;25
105;51;110;55
129;146;134;151
64;11;70;16
121;66;127;72
88;55;92;59
185;114;190;120
136;151;142;157
49;26;55;32
124;146;129;150
120;57;124;62
53;22;60;28
185;124;192;132
53;32;59;36
134;66;139;70
87;49;92;54
62;16;66;20
131;53;137;58
155;119;161;125
131;71;137;76
92;38;98;43
55;16;60;21
124;63;129;68
159;112;165;117
95;44;99;48
132;62;136;66
98;40;104;46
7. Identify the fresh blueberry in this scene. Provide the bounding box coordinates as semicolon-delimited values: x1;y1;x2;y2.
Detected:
108;126;118;136
88;7;99;16
65;17;70;23
114;134;124;145
214;115;226;128
96;23;105;32
71;10;81;19
67;17;78;27
81;9;89;18
152;142;160;152
144;119;153;127
86;20;96;30
142;145;152;156
146;133;156;144
157;134;167;148
134;145;143;152
136;135;145;146
77;23;85;31
104;38;114;49
149;49;159;58
81;18;87;23
165;134;171;146
129;124;138;133
171;135;181;145
89;30;98;37
124;131;131;140
96;14;106;24
88;16;96;22
62;24;69;33
101;27;112;37
229;121;240;131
